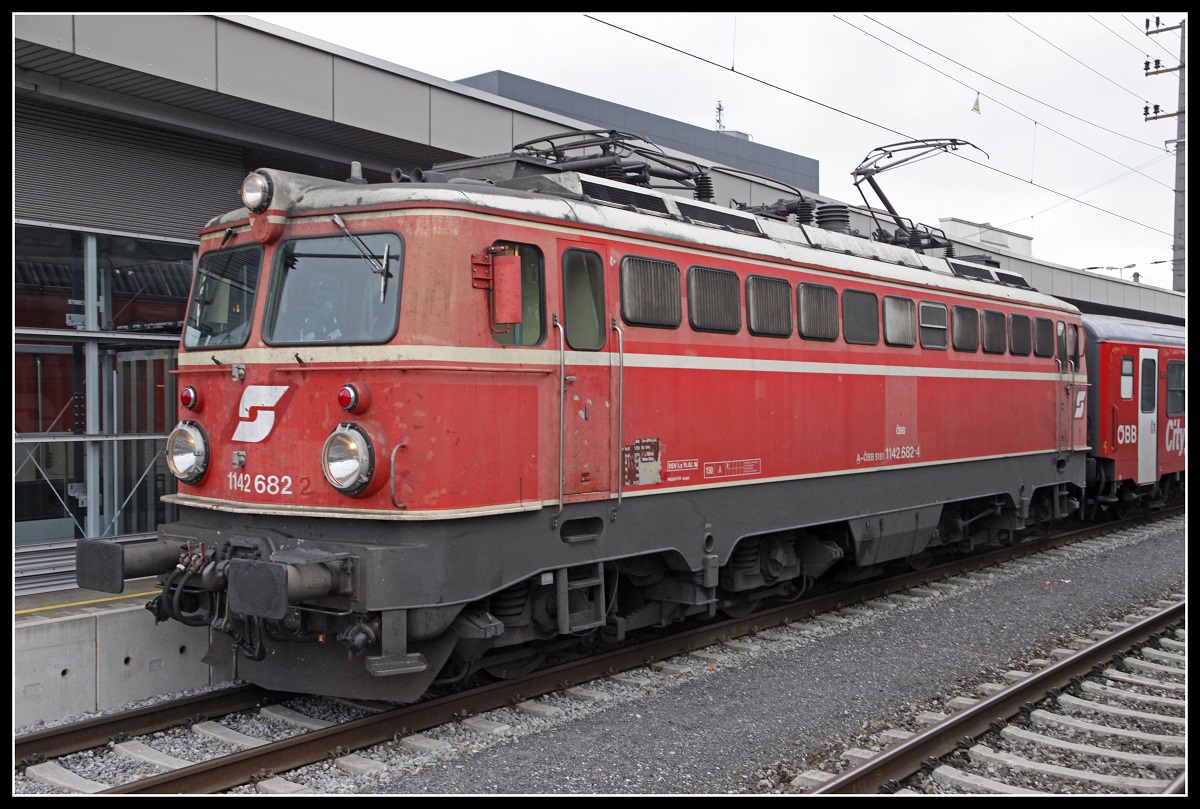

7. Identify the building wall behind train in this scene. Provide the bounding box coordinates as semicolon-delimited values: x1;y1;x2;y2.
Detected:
14;100;248;592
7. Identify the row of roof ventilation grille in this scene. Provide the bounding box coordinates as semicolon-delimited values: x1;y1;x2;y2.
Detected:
579;181;670;215
578;180;765;237
676;202;763;236
947;259;1033;289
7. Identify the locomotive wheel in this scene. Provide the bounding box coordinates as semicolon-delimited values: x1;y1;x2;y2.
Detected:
719;599;763;619
1031;497;1054;534
904;550;934;571
1111;497;1131;520
481;647;548;680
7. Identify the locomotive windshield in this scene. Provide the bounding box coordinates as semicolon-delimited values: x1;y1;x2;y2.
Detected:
183;245;262;349
262;233;403;345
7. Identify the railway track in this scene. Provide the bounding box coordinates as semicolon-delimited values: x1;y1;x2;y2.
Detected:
799;598;1186;795
14;510;1184;794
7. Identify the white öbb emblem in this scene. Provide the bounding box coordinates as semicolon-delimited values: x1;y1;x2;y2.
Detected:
232;385;289;443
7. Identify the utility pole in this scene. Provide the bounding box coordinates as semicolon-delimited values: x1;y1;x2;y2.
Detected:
1144;17;1186;293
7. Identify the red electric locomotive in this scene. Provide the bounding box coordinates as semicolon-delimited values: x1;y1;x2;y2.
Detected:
78;132;1094;702
1082;314;1186;517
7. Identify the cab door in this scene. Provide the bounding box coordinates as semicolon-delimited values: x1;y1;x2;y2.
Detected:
556;242;612;498
1137;347;1159;484
1057;320;1086;453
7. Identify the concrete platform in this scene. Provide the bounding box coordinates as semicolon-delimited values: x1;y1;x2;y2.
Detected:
14;578;234;731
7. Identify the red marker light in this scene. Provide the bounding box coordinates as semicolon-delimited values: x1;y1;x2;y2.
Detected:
180;386;199;410
338;385;359;412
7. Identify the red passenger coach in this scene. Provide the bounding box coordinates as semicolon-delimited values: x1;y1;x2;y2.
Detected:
1083;314;1186;516
78;132;1097;702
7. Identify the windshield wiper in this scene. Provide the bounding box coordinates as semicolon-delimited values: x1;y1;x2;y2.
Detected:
331;214;393;302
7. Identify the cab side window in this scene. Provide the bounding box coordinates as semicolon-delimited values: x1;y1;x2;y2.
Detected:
562;248;605;350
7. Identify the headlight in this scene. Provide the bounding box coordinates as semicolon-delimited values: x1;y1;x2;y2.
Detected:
241;171;273;213
166;421;209;484
322;423;375;495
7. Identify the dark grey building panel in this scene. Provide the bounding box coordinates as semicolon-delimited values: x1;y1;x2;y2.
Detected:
458;70;820;194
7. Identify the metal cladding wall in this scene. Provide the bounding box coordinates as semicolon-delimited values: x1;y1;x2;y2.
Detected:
15;101;247;241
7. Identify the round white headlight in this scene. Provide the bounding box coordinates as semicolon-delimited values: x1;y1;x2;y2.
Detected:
241;171;273;213
166;421;209;484
322;424;374;495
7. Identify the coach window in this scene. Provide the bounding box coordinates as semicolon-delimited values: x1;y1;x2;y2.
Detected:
951;305;979;352
562;248;605;350
797;283;838;340
746;275;793;337
1033;317;1055;358
883;296;916;347
621;257;681;329
1166;360;1185;416
1008;313;1032;356
688;266;741;333
918;301;948;349
492;241;544;346
842;289;879;345
1140;358;1157;413
981;310;1007;354
1120;356;1135;399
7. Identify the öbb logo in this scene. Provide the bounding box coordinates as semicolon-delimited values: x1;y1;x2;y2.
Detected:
232;386;289;443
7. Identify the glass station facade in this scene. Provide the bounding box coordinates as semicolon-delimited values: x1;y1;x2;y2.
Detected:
14;223;195;590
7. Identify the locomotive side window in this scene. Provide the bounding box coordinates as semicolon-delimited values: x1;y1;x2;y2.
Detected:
1166;360;1185;416
562;248;605;350
882;296;916;347
184;245;263;349
620;256;681;329
981;310;1007;354
1120;356;1134;399
492;241;544;346
1008;313;1032;356
951;305;978;352
797;283;838;341
1070;325;1081;364
746;275;792;338
918;301;948;350
842;289;879;345
687;266;741;334
1140;358;1157;413
1033;317;1055;357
